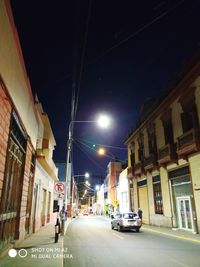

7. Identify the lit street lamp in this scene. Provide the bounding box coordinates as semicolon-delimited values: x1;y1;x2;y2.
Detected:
62;114;111;234
97;147;116;160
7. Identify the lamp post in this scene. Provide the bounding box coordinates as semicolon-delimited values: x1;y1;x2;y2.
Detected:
71;173;90;216
97;147;118;161
62;114;111;235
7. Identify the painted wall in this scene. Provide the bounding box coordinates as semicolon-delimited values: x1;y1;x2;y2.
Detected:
0;1;38;149
34;161;54;231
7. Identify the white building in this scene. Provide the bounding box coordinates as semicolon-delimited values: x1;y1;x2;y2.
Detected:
118;168;131;213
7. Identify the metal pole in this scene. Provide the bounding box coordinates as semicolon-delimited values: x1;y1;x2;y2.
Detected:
61;122;72;235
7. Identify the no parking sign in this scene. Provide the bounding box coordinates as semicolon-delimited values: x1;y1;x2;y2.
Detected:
54;182;65;193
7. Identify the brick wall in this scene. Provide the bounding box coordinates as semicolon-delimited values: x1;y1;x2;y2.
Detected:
0;82;12;201
18;142;34;240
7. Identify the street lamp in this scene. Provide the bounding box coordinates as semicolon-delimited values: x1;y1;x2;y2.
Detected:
97;147;116;160
97;114;110;128
85;180;91;186
73;172;90;183
62;114;111;234
95;185;100;191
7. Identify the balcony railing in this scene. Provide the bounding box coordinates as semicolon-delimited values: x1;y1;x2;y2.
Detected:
143;153;157;171
158;143;176;165
134;161;142;175
127;166;134;178
177;128;200;157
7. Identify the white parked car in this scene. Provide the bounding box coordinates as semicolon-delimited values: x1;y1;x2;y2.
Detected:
111;212;141;232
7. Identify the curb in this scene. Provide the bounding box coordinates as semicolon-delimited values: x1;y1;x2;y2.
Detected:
142;227;200;244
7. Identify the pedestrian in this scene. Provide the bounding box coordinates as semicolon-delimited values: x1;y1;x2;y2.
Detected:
55;218;60;243
138;208;143;223
60;206;66;221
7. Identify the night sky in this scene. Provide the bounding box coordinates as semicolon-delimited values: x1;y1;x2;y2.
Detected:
10;0;200;182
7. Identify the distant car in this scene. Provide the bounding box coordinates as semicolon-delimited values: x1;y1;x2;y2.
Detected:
111;212;141;232
83;210;89;216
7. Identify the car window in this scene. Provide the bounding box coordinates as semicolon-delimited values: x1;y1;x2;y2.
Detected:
123;213;137;219
114;214;122;219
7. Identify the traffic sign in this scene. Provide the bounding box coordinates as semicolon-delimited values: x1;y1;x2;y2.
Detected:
54;182;65;193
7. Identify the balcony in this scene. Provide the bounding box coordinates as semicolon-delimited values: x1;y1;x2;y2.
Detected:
127;166;134;178
177;128;200;158
134;162;142;175
158;143;176;165
144;154;157;171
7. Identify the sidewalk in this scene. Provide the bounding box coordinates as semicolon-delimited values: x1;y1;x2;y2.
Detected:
100;215;200;244
142;224;200;244
0;218;73;267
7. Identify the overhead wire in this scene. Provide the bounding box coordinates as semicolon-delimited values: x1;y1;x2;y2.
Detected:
74;138;122;161
73;140;106;171
69;0;92;176
53;0;185;86
74;137;127;150
94;0;185;59
74;0;92;119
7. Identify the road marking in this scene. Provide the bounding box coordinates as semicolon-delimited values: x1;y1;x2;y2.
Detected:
142;227;200;244
112;233;124;240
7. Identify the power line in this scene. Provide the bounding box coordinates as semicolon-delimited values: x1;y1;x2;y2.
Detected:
75;138;114;160
75;137;127;150
53;0;185;86
74;0;92;119
73;140;106;171
97;0;185;58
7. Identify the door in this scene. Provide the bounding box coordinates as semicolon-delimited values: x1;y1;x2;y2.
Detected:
138;186;149;224
47;192;51;223
177;196;194;231
41;189;47;226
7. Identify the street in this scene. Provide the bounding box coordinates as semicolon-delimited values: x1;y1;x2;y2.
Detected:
64;216;200;267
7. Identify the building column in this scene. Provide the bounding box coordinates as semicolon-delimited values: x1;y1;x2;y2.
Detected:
160;167;173;227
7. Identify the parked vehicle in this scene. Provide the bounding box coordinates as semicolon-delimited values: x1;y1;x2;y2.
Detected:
82;210;89;216
111;212;141;232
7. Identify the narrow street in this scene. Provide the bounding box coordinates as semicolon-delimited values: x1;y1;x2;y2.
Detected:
64;216;200;267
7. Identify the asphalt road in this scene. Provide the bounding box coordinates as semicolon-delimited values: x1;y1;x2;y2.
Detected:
63;216;200;267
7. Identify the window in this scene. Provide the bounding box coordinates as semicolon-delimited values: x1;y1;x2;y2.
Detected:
130;152;135;166
123;213;137;219
153;175;163;214
163;120;174;144
0;112;27;241
179;89;199;133
181;104;199;133
161;109;174;145
129;142;135;166
148;132;157;155
138;134;144;162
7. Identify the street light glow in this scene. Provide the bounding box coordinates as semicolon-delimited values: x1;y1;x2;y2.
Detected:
85;172;90;178
85;181;91;186
95;185;100;191
97;114;110;128
98;147;106;156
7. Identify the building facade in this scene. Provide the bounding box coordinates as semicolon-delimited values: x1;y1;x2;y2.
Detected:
0;0;38;251
0;0;58;253
118;168;131;213
106;161;122;214
34;98;58;231
125;54;200;233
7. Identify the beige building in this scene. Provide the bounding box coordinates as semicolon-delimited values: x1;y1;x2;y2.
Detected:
0;0;38;251
0;1;58;254
34;97;58;231
125;54;200;233
106;161;122;214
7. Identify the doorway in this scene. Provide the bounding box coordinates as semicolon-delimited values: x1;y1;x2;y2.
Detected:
177;196;194;231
